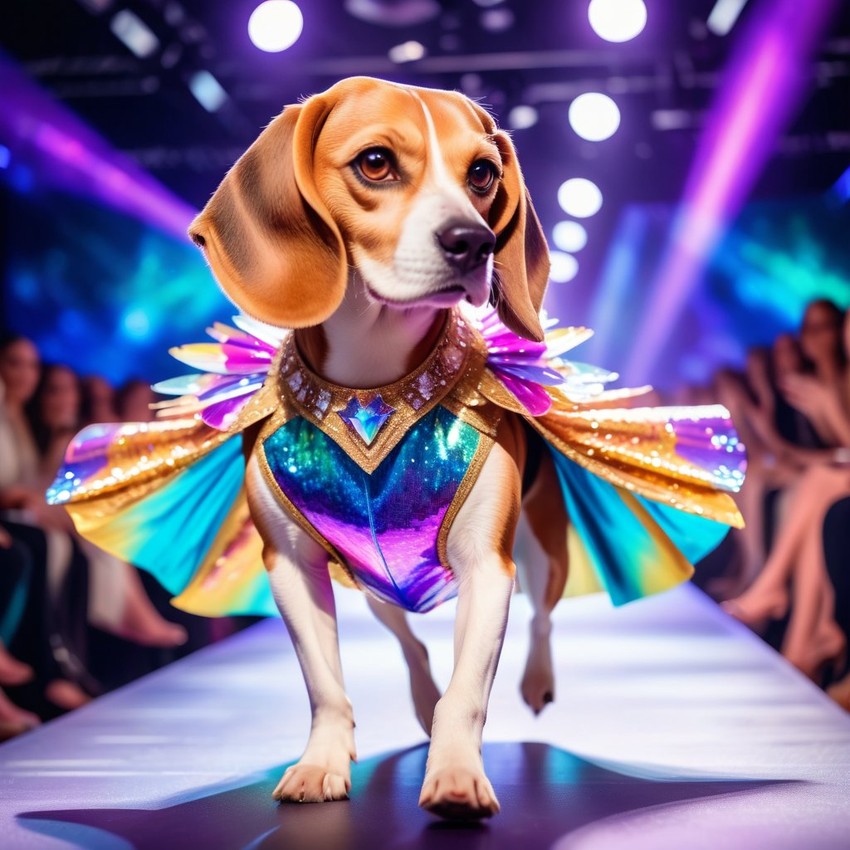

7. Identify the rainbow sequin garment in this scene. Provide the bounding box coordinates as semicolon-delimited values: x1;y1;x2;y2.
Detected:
47;310;745;617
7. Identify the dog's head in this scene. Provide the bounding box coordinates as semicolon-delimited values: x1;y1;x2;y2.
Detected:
189;77;550;341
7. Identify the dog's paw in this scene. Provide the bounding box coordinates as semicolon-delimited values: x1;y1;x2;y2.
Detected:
520;635;555;715
273;763;350;804
419;767;500;820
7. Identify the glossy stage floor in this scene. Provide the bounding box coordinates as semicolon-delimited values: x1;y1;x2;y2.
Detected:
1;583;849;850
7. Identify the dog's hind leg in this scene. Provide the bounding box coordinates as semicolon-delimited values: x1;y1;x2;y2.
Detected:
517;448;569;714
246;456;356;804
366;596;441;736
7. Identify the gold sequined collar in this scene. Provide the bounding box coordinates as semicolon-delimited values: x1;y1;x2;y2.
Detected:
275;310;480;473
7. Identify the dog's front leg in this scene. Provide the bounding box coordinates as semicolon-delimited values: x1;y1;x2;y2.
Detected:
246;456;356;803
419;435;522;820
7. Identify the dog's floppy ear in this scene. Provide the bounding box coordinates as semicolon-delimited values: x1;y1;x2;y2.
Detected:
189;96;346;328
486;130;550;342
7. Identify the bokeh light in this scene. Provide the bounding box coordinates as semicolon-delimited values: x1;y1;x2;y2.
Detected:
388;40;426;63
553;220;588;253
557;178;603;218
588;0;647;43
549;251;579;283
508;105;539;130
248;1;304;53
568;92;621;141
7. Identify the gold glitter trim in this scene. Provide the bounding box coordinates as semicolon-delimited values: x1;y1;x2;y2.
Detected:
529;398;745;528
63;418;231;506
436;429;495;567
276;311;479;474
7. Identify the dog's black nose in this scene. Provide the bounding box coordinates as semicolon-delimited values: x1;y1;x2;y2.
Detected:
436;221;496;275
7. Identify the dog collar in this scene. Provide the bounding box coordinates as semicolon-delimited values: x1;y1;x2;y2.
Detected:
274;310;491;474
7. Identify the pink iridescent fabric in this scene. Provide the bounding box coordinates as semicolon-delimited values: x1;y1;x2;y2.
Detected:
152;316;283;431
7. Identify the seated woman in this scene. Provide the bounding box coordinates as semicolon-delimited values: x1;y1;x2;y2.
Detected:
723;302;850;681
29;363;187;649
0;333;92;713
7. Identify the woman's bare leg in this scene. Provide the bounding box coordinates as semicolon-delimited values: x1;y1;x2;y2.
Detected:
85;544;187;648
782;537;845;678
724;466;848;623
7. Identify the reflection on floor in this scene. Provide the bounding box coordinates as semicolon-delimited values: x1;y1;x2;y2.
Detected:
2;583;849;850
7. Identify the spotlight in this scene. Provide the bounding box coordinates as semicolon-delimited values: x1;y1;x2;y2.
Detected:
568;92;620;141
549;251;579;283
248;1;303;53
552;221;588;253
587;0;647;43
557;178;603;218
508;105;538;130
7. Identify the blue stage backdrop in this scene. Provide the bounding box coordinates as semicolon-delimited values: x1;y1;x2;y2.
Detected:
3;186;228;385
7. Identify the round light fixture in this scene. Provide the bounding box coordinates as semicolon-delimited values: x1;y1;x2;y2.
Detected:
508;105;539;130
248;1;304;53
587;0;647;43
549;251;579;283
568;92;620;141
552;221;588;253
557;178;603;218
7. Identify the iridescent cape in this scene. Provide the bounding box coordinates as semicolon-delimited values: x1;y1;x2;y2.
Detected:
47;310;745;618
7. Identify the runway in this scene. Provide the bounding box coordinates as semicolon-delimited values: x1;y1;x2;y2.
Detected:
1;582;848;850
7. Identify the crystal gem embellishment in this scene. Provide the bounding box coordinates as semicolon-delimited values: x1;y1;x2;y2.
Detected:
338;394;395;445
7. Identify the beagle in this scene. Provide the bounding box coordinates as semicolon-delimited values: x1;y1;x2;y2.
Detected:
189;76;560;819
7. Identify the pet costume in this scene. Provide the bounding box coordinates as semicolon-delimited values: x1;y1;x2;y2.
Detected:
47;309;745;617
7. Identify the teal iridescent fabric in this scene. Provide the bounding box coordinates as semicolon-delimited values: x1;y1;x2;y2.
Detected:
262;404;482;613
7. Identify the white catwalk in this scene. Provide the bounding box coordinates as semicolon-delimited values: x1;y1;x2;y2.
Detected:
1;583;848;849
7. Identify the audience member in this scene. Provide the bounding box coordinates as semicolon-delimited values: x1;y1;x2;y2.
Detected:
28;364;187;649
117;378;157;422
722;305;850;682
81;374;119;424
0;335;93;715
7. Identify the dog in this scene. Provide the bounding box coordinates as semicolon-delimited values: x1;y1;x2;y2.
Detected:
50;76;743;822
187;76;565;820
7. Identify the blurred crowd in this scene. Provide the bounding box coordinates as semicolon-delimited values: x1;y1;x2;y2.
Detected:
2;301;850;743
0;333;249;741
684;298;850;711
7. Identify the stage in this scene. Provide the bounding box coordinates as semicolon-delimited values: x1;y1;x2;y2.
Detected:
1;583;848;849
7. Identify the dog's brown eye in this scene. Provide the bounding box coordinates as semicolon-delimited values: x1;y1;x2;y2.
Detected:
468;160;498;194
355;148;397;183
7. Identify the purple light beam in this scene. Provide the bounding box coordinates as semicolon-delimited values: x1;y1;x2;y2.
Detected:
622;0;841;385
0;51;196;239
